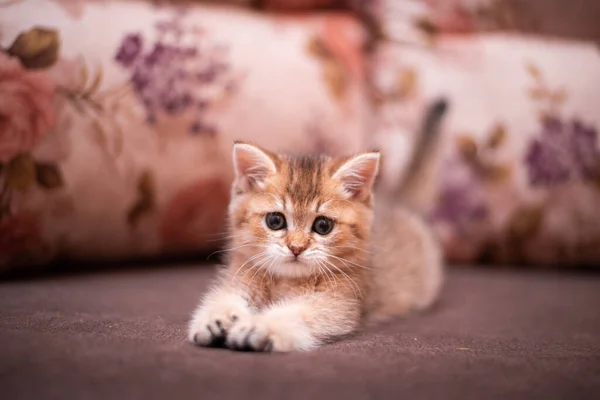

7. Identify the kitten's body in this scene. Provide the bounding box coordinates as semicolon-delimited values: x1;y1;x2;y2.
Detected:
366;200;443;321
367;99;448;321
189;100;447;352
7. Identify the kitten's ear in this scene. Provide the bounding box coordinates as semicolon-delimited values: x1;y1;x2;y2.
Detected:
232;142;278;192
332;152;380;201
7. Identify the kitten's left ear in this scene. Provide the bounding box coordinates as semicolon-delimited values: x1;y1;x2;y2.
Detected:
232;142;278;192
332;152;380;202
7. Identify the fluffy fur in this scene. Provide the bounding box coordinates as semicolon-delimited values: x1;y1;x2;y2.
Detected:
188;100;448;352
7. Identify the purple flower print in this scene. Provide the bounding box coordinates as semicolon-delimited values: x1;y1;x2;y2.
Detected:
115;34;143;67
525;139;571;184
433;180;488;234
431;160;488;234
525;117;600;186
571;120;599;180
114;16;239;135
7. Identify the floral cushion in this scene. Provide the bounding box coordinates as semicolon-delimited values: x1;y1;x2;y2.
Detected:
0;0;368;271
2;0;599;271
366;0;600;266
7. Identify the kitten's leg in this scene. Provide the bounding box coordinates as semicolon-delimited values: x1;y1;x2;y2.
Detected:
188;283;253;347
226;294;361;352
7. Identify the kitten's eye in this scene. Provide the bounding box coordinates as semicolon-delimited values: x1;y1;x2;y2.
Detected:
265;212;286;230
312;216;334;235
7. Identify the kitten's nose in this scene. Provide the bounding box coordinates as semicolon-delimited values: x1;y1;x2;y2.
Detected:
288;246;305;257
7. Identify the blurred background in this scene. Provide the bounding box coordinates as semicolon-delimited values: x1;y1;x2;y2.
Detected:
1;0;600;272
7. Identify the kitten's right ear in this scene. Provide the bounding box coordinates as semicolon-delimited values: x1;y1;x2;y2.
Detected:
332;152;380;202
232;142;278;192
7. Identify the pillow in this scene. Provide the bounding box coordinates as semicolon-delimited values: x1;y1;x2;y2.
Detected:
0;0;369;271
370;32;600;266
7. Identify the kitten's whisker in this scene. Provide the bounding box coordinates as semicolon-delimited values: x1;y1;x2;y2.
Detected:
327;253;375;271
259;264;270;287
260;256;278;287
237;257;266;287
334;245;374;255
317;265;332;288
322;258;362;299
322;261;356;297
240;254;271;280
325;260;362;298
207;243;268;260
265;255;278;282
206;234;244;243
313;263;322;279
314;260;332;285
315;249;374;272
316;259;336;289
249;255;273;286
247;267;262;286
233;251;269;280
268;263;275;281
248;253;274;281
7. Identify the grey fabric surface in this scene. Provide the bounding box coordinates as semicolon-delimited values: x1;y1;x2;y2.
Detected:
0;264;599;400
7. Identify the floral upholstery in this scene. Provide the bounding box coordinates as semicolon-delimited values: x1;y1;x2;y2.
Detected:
0;0;368;270
1;0;599;271
365;0;600;266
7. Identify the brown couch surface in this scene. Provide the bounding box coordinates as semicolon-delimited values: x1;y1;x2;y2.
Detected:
1;265;599;399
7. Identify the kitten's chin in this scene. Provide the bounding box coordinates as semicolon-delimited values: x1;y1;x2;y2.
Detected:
269;261;314;278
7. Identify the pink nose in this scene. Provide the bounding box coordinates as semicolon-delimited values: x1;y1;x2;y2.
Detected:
289;246;305;257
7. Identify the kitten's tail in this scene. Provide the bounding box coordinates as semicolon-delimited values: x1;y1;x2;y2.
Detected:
394;98;449;214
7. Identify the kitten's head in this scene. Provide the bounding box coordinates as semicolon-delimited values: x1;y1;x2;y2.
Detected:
228;142;379;278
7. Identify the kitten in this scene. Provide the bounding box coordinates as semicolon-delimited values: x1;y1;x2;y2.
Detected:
188;100;448;352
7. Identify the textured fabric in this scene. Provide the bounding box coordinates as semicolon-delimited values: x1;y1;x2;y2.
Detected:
1;264;599;399
0;1;368;270
3;0;600;272
363;0;600;266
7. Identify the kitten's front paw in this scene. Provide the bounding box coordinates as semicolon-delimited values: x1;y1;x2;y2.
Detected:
226;315;317;353
188;301;250;347
225;316;274;352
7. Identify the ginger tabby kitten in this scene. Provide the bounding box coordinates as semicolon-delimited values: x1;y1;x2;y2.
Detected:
188;100;447;352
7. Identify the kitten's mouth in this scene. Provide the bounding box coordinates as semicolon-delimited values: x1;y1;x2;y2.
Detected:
288;256;305;265
275;259;313;278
